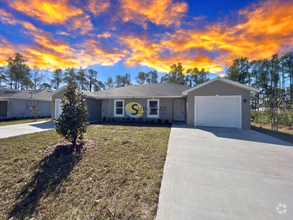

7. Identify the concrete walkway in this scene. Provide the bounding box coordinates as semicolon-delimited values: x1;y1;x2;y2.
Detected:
0;121;55;139
156;123;293;220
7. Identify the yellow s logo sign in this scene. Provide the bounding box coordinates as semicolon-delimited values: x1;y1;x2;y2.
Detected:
125;102;144;118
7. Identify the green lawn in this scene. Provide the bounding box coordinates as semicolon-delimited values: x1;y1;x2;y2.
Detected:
0;118;50;126
0;124;171;219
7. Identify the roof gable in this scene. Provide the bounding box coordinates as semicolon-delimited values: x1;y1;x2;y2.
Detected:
182;77;260;95
47;86;67;97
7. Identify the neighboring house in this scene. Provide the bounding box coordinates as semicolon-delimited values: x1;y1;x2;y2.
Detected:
0;88;52;119
49;77;260;129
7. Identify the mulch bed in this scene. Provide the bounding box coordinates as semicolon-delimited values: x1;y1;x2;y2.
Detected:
41;139;98;157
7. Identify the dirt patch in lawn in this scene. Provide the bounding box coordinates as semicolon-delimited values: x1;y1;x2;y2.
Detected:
41;139;98;157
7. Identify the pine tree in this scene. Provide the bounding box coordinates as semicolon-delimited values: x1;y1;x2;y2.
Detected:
51;68;63;90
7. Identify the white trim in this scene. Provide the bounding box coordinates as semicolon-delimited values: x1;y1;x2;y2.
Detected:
183;77;260;95
55;99;61;119
194;95;242;129
147;99;160;118
87;95;183;99
114;99;124;117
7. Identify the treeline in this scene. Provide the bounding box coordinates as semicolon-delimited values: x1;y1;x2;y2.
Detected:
0;52;210;91
160;63;210;86
0;52;125;91
226;52;293;107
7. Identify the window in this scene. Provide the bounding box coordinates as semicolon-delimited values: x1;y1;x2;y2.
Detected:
147;99;160;118
114;100;124;117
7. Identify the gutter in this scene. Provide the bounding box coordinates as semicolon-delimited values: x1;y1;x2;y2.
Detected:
85;95;185;99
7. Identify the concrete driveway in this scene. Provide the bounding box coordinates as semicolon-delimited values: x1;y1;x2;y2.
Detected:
156;123;293;220
0;121;55;139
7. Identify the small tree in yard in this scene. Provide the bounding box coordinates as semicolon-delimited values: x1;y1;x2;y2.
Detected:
54;83;89;146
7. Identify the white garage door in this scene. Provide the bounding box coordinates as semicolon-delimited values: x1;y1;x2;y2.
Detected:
194;96;241;129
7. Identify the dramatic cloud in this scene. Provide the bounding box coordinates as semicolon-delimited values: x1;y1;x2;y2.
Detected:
0;7;128;69
172;0;293;66
122;35;223;73
88;0;110;16
122;0;293;72
0;9;18;25
0;36;18;64
119;0;188;28
97;32;111;38
77;39;129;67
0;0;292;74
0;34;80;70
7;0;93;34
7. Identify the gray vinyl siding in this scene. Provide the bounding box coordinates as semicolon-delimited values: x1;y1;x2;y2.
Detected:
86;98;102;121
7;99;51;118
186;80;251;129
102;98;178;122
51;91;102;121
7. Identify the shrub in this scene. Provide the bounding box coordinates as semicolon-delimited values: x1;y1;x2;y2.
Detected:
151;119;155;124
121;118;126;123
106;118;111;123
116;118;121;123
157;119;162;124
139;117;143;123
278;110;293;126
103;116;106;122
251;109;293;126
165;119;169;124
54;83;89;146
126;117;131;123
146;119;151;124
112;118;116;122
131;118;136;123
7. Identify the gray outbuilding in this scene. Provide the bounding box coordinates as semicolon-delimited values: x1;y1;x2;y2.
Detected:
0;88;52;119
49;77;259;129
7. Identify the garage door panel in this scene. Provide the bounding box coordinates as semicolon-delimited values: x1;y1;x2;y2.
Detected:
195;96;241;129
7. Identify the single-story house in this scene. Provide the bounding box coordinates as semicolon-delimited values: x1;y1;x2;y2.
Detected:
0;88;52;119
49;77;260;129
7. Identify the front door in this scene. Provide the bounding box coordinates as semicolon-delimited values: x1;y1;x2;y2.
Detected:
173;99;185;121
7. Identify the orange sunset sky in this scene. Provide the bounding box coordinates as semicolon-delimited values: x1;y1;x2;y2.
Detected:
0;0;292;80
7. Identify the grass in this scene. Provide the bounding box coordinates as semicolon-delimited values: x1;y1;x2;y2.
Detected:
251;122;293;144
0;124;171;219
0;118;50;126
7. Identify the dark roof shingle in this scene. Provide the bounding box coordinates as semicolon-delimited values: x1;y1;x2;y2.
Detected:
0;88;52;101
90;83;191;98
